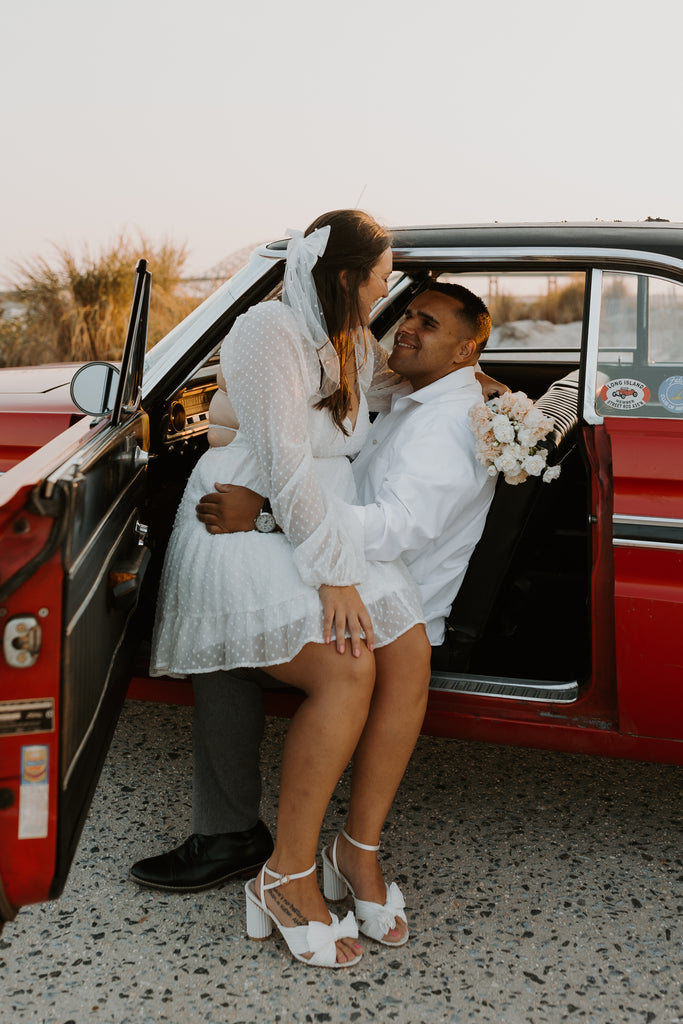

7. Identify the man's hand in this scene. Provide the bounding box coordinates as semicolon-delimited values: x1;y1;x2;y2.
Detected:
196;483;264;535
476;370;510;400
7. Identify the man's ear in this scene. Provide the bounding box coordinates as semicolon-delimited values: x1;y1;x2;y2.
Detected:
338;269;348;292
455;338;478;364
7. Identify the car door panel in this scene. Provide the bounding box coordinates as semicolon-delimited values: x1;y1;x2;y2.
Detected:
1;265;152;922
607;419;683;741
590;266;683;742
51;411;150;893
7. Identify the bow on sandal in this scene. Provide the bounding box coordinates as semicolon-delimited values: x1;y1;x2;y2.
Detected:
322;830;409;947
245;862;361;968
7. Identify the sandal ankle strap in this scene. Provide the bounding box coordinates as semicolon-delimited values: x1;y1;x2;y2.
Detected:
261;861;316;891
341;828;380;852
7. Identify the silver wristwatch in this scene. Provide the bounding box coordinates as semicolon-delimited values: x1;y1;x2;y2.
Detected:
254;498;277;533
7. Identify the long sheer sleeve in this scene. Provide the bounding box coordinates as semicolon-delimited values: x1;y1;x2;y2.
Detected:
221;302;367;588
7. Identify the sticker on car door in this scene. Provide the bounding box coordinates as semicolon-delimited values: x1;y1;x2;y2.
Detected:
599;378;651;411
658;376;683;414
18;745;49;839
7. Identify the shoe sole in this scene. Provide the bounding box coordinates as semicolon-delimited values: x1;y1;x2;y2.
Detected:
128;859;268;893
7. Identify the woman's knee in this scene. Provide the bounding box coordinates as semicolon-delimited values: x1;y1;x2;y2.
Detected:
323;646;376;708
375;626;432;693
269;642;376;706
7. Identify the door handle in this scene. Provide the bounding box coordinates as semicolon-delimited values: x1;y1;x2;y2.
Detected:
135;520;149;546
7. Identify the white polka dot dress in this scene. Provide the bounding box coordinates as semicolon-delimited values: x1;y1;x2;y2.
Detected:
150;302;423;676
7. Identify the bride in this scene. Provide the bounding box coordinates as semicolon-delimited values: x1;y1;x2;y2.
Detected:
151;210;431;967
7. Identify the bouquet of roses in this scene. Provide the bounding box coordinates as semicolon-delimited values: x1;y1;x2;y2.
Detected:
468;391;562;486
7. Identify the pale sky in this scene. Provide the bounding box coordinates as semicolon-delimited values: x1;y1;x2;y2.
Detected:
2;0;682;281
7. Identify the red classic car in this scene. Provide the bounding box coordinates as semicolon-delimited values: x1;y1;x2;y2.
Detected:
1;223;682;930
0;364;83;473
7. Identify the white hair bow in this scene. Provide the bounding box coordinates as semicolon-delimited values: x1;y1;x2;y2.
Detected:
282;225;340;397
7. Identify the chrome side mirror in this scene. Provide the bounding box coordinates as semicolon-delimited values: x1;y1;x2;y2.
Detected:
70;362;120;416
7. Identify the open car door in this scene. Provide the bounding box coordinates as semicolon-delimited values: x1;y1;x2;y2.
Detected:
0;262;152;929
586;266;683;745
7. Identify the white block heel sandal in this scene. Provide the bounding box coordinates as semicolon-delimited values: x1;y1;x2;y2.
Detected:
245;862;362;968
322;830;409;947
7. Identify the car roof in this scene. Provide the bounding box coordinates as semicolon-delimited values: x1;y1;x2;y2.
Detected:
265;222;683;260
389;222;683;259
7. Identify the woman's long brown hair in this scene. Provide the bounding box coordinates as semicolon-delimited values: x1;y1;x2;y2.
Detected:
305;210;391;433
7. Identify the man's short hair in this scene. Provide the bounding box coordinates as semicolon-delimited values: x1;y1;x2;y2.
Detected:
424;281;491;352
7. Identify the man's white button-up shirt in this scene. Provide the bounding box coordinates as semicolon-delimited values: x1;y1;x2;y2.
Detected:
348;365;496;645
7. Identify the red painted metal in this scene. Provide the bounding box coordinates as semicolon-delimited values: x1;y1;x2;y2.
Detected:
0;545;64;914
605;416;683;742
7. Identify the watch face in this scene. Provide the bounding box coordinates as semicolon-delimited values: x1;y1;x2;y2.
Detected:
255;511;277;533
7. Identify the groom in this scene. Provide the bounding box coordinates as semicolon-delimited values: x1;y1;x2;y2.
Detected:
131;282;500;891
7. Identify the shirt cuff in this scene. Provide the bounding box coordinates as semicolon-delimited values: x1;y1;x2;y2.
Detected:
343;500;397;562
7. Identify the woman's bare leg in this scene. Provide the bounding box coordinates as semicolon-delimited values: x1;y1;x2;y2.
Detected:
253;639;375;963
334;624;431;943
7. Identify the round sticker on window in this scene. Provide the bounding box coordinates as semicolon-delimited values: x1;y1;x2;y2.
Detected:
600;378;651;410
658;376;683;414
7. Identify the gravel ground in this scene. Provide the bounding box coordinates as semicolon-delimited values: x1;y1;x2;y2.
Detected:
1;700;681;1024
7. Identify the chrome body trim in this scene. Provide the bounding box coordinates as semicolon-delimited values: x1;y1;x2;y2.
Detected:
62;601;136;789
67;471;146;577
429;673;579;703
390;245;683;277
65;509;138;636
44;414;147;496
614;514;683;529
612;514;683;549
613;539;683;551
583;269;604;425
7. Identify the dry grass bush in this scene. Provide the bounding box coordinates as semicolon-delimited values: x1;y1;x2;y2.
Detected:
0;235;201;367
489;277;585;327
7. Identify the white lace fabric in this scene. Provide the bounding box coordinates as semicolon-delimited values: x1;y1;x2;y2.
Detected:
222;301;368;589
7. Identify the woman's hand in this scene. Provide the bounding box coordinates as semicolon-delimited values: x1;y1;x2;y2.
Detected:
318;585;374;658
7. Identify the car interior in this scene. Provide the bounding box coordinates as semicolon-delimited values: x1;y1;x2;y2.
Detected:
135;268;592;708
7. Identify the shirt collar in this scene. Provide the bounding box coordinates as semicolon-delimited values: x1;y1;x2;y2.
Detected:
392;364;478;409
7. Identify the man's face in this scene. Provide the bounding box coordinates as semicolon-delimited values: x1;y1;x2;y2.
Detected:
388;291;476;390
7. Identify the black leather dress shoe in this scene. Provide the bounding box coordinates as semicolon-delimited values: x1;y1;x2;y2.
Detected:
129;820;274;892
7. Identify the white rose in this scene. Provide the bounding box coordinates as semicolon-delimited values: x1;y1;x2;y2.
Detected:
522;453;547;477
494;450;521;475
492;415;515;443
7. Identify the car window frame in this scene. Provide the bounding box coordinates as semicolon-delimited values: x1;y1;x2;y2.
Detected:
385;246;683;429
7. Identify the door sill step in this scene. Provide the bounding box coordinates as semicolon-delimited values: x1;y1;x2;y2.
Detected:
429;672;579;703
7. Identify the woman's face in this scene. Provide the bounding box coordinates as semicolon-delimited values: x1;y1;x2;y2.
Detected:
356;247;393;325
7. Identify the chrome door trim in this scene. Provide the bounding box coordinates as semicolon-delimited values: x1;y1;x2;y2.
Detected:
65;509;139;636
66;470;147;576
583;268;604;426
390;245;683;277
62;599;135;789
614;514;683;529
613;513;683;549
43;413;148;499
613;539;683;550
